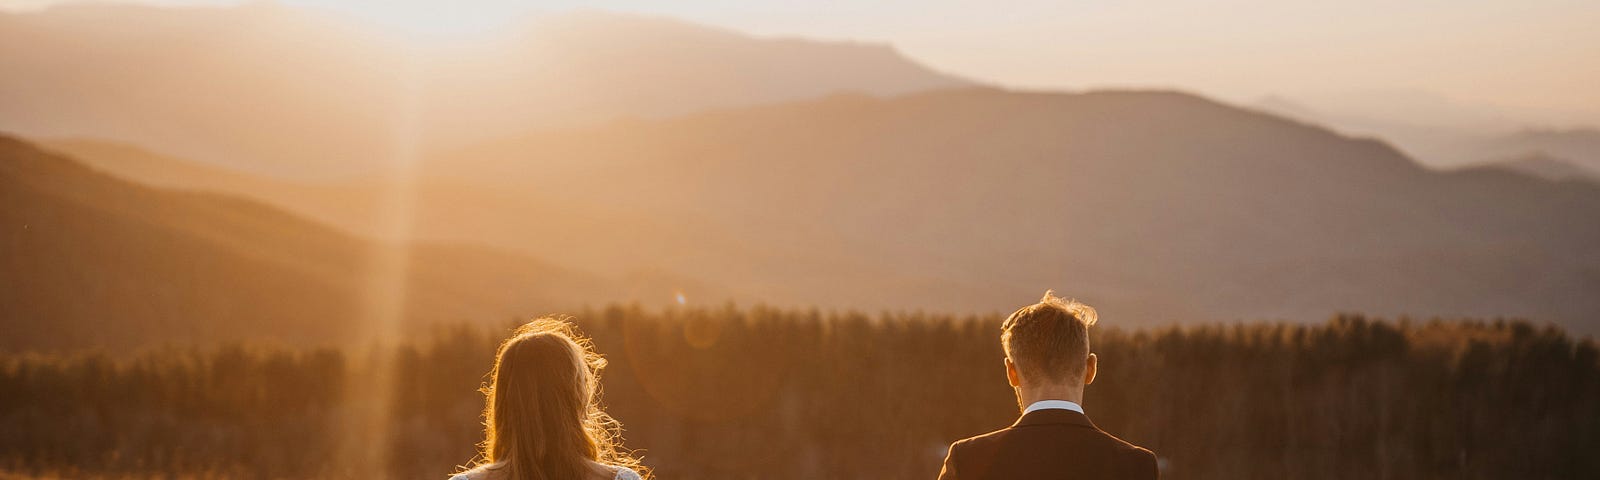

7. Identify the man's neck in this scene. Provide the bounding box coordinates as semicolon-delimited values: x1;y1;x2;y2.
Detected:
1017;384;1083;410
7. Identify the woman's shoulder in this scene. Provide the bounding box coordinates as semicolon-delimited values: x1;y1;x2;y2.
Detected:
611;465;643;480
449;462;501;480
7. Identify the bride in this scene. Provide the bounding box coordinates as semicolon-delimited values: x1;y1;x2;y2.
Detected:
451;318;648;480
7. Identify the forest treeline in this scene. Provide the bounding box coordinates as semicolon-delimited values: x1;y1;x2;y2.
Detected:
2;306;1596;479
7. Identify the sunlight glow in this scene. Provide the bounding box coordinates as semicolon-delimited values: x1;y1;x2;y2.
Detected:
287;0;533;40
340;51;427;475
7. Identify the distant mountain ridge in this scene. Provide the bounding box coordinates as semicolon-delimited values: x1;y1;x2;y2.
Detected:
55;88;1600;334
433;88;1600;331
1476;128;1600;175
1491;152;1600;184
0;3;971;178
7;3;1597;337
1252;96;1600;179
0;133;657;351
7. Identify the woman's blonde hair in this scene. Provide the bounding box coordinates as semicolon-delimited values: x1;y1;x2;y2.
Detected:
461;317;647;480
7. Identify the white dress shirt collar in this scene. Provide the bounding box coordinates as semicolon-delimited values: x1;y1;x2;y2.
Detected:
1023;399;1085;415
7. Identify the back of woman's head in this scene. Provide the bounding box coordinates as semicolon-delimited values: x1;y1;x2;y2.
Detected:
470;317;645;480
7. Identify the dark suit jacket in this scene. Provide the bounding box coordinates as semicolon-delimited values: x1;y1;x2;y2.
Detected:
937;409;1158;480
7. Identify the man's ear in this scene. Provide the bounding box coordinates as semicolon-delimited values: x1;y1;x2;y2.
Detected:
1084;353;1098;386
1005;357;1021;387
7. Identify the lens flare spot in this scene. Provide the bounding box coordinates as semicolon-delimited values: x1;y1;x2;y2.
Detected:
682;315;723;350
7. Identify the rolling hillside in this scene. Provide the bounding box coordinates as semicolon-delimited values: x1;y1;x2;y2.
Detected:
1254;95;1600;177
0;134;625;351
1491;152;1600;184
437;88;1600;332
38;89;1600;335
1478;129;1600;177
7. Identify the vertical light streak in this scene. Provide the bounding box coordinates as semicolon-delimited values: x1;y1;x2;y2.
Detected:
339;49;425;478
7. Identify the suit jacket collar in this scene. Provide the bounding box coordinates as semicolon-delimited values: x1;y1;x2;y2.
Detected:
1012;407;1097;429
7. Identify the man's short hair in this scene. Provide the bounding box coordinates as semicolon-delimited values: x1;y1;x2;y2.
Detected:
1001;290;1098;384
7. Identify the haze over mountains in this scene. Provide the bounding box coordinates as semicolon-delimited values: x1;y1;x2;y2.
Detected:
0;135;632;351
3;3;1599;349
0;2;969;178
36;88;1600;337
1255;95;1600;182
436;89;1600;330
1478;129;1600;182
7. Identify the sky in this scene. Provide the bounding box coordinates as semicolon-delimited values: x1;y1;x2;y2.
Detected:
6;0;1600;128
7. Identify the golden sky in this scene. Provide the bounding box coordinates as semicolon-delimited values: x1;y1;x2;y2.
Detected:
7;0;1600;127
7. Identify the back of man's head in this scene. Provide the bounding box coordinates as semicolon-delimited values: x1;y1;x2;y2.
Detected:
1001;290;1098;385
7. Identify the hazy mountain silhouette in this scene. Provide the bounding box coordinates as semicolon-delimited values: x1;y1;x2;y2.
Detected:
42;138;407;234
433;88;1600;332
1476;128;1600;176
1254;95;1600;178
1251;94;1496;168
0;133;644;351
1488;152;1600;184
0;3;970;178
48;88;1600;333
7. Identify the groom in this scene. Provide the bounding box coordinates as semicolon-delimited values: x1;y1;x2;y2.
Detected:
937;292;1158;479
